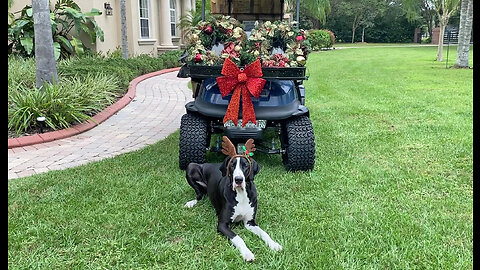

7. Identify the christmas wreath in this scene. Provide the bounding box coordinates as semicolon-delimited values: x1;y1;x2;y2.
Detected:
185;17;310;67
246;20;310;67
185;16;247;66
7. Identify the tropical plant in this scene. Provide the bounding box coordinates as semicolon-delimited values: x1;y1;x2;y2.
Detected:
287;0;331;28
8;0;104;59
179;8;213;40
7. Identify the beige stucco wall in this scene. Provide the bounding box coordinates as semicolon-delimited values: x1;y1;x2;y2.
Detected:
9;0;195;57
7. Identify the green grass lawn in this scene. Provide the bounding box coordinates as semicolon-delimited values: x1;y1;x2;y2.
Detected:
333;42;427;47
8;46;473;269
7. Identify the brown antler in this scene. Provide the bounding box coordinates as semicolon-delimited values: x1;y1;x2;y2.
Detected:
244;139;256;154
221;136;237;157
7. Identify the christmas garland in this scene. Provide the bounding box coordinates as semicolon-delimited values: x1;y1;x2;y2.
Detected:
185;16;310;67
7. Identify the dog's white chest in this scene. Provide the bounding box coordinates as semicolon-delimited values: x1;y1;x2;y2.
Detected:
231;190;254;223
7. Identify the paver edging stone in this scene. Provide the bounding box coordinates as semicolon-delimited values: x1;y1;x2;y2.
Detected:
7;67;182;149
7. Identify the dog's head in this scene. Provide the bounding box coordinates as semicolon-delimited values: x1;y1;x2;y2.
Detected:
219;136;260;191
220;155;260;191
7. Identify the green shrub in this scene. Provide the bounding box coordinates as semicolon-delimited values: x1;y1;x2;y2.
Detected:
421;36;432;44
58;51;182;89
7;56;36;90
8;74;122;134
308;29;334;50
8;1;103;59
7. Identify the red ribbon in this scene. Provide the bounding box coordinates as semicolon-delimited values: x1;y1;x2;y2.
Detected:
216;58;266;127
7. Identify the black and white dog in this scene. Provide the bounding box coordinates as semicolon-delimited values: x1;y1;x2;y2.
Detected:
184;137;282;261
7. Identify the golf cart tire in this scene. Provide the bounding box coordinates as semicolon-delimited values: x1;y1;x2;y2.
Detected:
281;115;315;171
179;113;208;170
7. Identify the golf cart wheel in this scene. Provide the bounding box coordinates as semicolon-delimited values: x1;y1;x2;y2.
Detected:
281;115;315;171
179;113;209;170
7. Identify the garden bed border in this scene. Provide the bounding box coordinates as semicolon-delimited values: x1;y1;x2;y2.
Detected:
8;67;181;149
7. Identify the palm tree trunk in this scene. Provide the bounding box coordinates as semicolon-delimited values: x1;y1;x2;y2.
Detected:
454;0;473;68
121;0;129;59
32;0;58;89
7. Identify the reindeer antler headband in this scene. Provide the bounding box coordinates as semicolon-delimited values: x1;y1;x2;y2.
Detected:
221;136;256;177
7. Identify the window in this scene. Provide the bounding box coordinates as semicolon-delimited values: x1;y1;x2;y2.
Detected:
170;0;176;37
139;0;150;39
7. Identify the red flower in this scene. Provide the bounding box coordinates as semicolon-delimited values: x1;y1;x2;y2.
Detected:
296;35;304;42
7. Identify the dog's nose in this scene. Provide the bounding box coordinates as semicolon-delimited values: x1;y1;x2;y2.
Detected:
234;176;243;184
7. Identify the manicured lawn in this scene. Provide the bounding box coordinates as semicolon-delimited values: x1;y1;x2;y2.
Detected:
8;46;473;269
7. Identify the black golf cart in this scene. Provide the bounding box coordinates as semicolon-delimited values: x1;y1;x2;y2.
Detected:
177;0;315;171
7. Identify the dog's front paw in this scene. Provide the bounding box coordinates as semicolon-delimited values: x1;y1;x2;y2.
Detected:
184;199;197;208
242;250;255;262
268;241;282;251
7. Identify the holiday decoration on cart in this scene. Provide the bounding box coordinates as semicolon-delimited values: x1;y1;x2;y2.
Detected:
184;16;311;68
178;15;316;172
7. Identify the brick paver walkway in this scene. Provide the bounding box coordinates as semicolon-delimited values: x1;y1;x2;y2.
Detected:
8;71;192;180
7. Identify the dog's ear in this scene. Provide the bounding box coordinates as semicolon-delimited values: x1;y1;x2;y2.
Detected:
219;156;230;177
249;158;261;180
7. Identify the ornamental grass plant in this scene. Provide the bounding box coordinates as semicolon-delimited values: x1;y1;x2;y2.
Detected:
8;50;182;137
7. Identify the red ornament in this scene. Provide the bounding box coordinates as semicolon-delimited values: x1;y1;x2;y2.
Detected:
216;58;266;127
194;53;203;63
204;25;213;35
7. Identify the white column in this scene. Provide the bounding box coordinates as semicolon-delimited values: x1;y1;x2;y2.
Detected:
180;0;193;45
191;0;196;12
159;0;173;46
182;0;192;15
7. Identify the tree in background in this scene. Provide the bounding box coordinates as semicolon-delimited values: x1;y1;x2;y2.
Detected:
336;0;386;43
433;0;460;61
454;0;472;68
358;0;387;42
404;0;460;61
404;0;436;38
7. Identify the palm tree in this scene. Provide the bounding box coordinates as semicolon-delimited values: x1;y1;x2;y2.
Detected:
32;0;58;89
178;8;212;39
120;0;128;59
297;0;331;25
454;0;472;68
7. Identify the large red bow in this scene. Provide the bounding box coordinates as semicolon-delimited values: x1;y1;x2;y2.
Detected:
216;58;266;127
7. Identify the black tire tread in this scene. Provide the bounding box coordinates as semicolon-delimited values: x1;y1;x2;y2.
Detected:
282;116;316;171
179;113;208;170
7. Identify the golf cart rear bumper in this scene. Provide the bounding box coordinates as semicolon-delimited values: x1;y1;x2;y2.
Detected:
184;100;309;121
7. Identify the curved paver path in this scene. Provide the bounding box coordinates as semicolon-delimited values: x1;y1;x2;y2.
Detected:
8;70;192;180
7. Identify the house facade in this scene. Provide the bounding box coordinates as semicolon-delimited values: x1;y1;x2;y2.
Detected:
10;0;196;56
